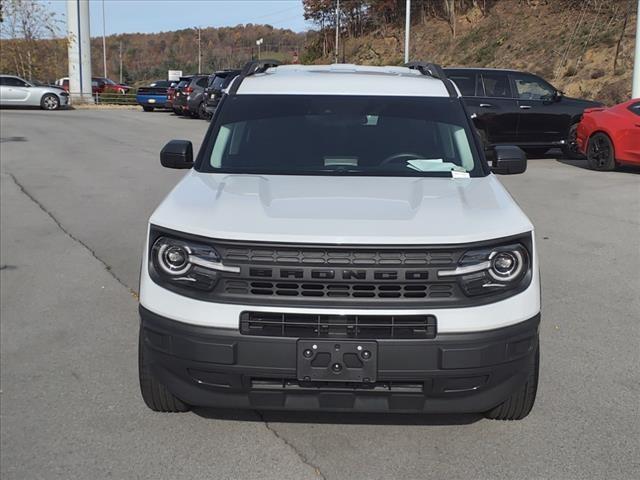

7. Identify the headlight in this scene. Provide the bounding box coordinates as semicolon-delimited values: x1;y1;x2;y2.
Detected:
439;243;530;297
150;236;237;291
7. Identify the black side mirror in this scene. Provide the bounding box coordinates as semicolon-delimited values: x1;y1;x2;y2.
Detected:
490;146;527;175
160;140;194;169
553;90;563;102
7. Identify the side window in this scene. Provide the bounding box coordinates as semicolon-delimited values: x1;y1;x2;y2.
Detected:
513;74;555;101
0;77;7;86
627;102;640;116
1;77;25;87
196;78;208;88
481;73;512;98
448;72;477;97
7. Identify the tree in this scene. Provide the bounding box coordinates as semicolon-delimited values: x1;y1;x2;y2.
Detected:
0;0;63;80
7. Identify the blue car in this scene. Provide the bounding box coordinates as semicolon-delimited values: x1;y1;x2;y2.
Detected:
136;80;175;111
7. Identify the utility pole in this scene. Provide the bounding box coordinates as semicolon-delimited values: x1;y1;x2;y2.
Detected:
335;0;340;64
633;0;640;98
197;27;202;73
119;41;123;84
404;0;411;63
102;0;107;78
66;0;93;103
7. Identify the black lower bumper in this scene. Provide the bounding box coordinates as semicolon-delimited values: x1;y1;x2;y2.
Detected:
140;306;539;413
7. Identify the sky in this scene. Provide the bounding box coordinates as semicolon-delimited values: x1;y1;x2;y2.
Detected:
45;0;310;36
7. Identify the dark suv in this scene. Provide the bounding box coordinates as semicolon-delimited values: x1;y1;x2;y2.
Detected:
173;75;208;118
203;69;241;118
444;68;602;158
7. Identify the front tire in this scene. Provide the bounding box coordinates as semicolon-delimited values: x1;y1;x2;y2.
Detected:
484;342;539;420
197;102;209;120
586;132;616;171
139;331;190;412
41;93;60;110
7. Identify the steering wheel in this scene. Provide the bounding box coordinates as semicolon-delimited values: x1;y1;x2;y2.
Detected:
380;152;424;166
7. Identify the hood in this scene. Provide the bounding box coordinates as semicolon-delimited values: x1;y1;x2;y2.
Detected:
150;172;533;245
563;96;604;108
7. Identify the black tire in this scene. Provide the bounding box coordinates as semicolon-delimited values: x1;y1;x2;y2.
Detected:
523;148;549;159
484;342;539;420
586;132;616;171
197;102;209;120
139;331;190;412
41;93;60;110
142;106;154;112
562;123;584;159
173;108;181;116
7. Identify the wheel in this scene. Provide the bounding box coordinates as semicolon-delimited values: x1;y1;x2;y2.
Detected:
139;330;190;412
562;123;584;159
484;342;539;420
173;108;181;115
586;132;616;171
523;148;549;159
142;106;154;112
41;93;60;110
197;102;210;120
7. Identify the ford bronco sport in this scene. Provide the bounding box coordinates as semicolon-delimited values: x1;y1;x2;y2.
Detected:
139;61;541;420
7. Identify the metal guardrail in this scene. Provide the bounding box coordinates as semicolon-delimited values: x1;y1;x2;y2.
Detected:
66;91;141;105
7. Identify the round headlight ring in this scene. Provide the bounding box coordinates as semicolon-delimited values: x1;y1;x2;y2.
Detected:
488;249;524;281
157;243;191;275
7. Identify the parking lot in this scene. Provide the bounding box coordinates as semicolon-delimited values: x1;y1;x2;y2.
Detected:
1;108;638;480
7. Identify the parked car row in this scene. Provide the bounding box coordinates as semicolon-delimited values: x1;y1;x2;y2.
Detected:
135;69;241;120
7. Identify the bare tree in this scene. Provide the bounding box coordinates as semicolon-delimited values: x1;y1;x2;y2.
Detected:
0;0;63;80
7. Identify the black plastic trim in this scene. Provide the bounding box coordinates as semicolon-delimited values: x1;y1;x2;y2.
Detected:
139;306;540;412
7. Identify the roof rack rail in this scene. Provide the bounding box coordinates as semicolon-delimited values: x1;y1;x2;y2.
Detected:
229;59;281;95
404;61;458;98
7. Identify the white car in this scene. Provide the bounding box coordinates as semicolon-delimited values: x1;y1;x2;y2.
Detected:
139;62;540;420
0;74;69;110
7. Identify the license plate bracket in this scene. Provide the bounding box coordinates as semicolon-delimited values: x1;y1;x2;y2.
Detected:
297;340;377;383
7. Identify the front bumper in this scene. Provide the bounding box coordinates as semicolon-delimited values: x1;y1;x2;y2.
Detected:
140;306;540;413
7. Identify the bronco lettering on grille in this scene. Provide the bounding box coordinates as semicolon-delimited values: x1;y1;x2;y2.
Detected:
248;268;429;281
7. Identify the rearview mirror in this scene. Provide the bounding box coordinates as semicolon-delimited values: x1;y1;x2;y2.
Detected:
160;140;194;169
490;146;527;175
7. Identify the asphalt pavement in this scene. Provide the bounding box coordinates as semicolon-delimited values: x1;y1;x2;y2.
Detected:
1;108;638;480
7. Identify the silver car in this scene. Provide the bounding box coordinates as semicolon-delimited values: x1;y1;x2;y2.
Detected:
0;75;70;110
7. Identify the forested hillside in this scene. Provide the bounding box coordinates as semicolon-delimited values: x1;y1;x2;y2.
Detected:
0;23;306;86
302;0;637;103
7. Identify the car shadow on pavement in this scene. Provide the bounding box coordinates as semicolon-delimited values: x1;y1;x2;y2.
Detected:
193;408;483;426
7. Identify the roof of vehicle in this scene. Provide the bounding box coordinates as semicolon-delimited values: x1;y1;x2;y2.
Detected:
235;64;451;97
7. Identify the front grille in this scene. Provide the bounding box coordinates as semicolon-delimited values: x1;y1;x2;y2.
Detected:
240;312;437;339
210;240;466;307
225;280;454;299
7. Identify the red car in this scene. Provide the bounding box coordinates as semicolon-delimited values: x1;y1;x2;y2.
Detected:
576;99;640;170
92;77;130;95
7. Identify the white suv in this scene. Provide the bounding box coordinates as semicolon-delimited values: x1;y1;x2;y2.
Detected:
139;61;540;420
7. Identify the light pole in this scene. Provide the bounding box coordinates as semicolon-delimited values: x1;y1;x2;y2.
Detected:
335;0;340;64
632;0;640;98
256;38;264;60
197;27;202;73
102;0;107;78
404;0;411;63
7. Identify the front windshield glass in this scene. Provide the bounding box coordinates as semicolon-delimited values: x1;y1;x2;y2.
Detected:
202;95;484;177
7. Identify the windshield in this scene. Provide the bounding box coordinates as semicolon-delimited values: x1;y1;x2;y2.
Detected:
200;95;484;177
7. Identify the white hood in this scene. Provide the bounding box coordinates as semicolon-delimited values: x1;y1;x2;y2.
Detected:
149;171;533;245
